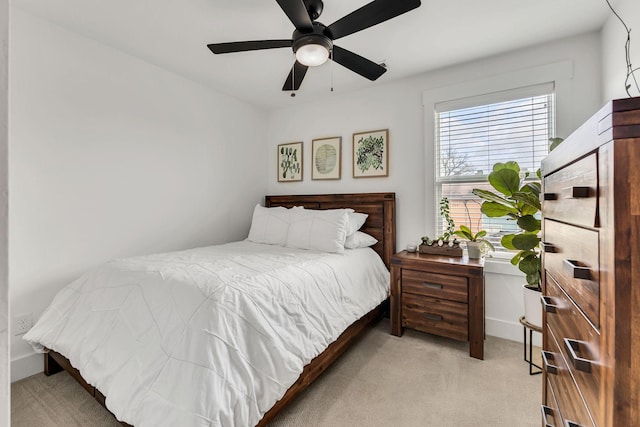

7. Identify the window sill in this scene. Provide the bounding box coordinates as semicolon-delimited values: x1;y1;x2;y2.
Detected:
484;256;525;277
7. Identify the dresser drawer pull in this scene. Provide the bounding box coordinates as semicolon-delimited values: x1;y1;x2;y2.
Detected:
564;338;593;373
564;186;590;198
541;351;559;375
542;242;557;253
540;405;556;427
562;259;591;280
421;282;443;290
540;296;559;313
565;421;584;427
542;192;558;201
422;313;443;321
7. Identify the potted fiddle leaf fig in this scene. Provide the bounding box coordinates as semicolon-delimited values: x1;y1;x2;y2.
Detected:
472;161;543;325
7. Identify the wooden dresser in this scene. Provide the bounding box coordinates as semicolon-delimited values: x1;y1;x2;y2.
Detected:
390;251;484;359
540;97;640;427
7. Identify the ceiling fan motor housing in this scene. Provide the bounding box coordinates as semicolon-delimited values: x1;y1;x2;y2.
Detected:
292;27;333;55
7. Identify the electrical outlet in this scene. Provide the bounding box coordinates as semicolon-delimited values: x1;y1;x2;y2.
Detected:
13;313;33;336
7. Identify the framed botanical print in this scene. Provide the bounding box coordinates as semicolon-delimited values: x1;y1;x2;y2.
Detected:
352;129;389;178
277;141;303;182
312;137;341;180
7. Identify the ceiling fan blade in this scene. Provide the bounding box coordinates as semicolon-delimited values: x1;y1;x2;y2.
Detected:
276;0;313;32
282;61;309;91
207;40;292;54
332;45;387;81
326;0;421;40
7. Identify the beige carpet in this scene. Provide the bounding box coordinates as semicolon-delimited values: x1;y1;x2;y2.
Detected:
12;319;541;426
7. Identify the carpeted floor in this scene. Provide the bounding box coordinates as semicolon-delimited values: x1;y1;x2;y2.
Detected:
11;318;541;426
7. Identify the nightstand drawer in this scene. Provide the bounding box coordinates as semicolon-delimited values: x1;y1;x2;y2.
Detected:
402;293;468;341
542;153;598;228
401;269;467;303
543;219;599;329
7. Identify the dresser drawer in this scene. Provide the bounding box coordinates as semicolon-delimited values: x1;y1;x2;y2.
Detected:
544;324;596;427
542;153;598;228
401;269;467;303
543;219;599;329
542;379;562;427
401;293;468;341
544;274;600;424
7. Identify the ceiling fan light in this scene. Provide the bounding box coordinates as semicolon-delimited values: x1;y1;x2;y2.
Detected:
295;43;330;67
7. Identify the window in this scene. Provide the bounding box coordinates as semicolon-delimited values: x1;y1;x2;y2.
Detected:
434;83;555;251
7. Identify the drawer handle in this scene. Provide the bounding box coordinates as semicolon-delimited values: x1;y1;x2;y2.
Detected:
541;405;556;427
542;242;557;253
542;192;558;201
562;259;591;280
541;351;559;375
564;338;593;373
422;313;443;321
565;421;584;427
540;296;559;313
422;282;443;290
564;186;590;198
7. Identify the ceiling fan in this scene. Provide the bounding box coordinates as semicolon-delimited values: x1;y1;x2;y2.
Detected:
207;0;421;92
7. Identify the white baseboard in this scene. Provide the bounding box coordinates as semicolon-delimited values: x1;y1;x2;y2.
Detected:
11;352;43;382
486;316;542;347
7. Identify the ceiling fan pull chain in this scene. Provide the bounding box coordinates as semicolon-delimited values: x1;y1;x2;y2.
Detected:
330;48;334;92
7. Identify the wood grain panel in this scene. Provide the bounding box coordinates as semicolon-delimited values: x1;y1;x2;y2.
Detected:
402;293;468;341
401;269;468;303
544;219;599;329
546;325;596;427
546;274;601;423
542;153;598;227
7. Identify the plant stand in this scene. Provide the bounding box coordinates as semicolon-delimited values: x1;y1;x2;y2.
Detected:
519;316;542;375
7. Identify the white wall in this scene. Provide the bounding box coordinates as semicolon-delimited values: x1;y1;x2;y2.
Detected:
267;32;603;343
1;0;8;423
601;0;640;101
9;8;269;380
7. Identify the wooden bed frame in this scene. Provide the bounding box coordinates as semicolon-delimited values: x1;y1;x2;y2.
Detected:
44;192;396;426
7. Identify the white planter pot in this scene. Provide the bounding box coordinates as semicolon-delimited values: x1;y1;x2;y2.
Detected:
523;284;542;328
466;241;482;259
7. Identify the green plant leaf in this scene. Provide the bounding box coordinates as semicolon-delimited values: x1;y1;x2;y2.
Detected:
517;215;541;233
526;272;540;286
492;161;520;174
512;233;540;251
480;201;518;217
513;190;541;210
501;234;516;250
453;229;472;240
549;137;564;151
475;230;487;239
518;253;540;275
472;189;515;208
488;169;520;196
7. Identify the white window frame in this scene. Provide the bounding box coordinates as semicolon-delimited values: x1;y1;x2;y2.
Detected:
433;84;555;255
421;60;572;260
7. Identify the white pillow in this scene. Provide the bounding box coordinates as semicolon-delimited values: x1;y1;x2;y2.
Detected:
286;208;349;253
247;204;291;246
344;231;378;249
347;212;368;236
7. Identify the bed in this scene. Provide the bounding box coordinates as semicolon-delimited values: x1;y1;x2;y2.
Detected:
24;192;396;426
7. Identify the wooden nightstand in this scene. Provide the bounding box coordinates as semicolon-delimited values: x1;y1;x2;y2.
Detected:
390;251;485;359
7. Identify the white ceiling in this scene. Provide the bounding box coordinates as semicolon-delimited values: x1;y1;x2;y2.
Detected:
13;0;612;110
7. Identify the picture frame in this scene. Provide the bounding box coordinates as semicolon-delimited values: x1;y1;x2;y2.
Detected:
352;129;389;178
277;141;303;182
312;137;341;180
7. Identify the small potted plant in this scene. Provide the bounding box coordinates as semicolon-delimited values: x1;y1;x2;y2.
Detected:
452;225;495;259
419;197;462;256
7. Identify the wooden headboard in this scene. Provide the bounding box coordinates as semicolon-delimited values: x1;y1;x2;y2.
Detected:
265;192;396;268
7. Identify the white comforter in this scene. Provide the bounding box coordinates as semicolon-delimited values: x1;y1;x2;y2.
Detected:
24;240;390;426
